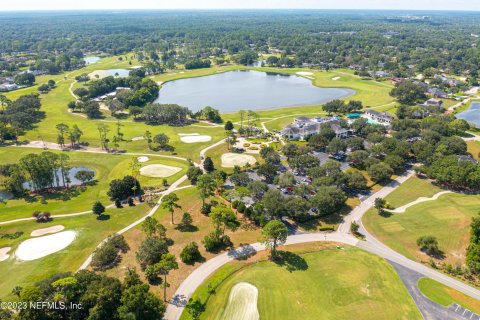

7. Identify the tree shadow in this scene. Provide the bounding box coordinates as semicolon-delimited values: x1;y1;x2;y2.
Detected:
379;210;393;218
96;214;110;221
175;225;199;233
273;251;308;272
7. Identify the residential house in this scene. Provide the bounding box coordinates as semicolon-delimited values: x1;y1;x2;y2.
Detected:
423;98;443;108
427;87;447;98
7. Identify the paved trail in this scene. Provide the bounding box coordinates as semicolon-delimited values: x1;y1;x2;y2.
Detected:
164;169;480;320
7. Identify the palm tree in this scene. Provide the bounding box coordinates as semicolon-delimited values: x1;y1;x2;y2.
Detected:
161;193;181;224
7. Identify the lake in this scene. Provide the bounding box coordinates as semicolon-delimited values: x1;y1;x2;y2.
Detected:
155;70;354;113
88;69;130;79
23;167;96;191
456;102;480;127
84;56;101;64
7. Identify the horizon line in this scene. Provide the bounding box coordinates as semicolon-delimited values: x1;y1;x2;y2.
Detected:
0;8;480;13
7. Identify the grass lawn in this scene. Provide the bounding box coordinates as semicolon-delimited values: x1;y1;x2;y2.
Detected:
204;141;262;174
467;141;480;160
0;203;149;300
363;191;476;265
418;278;480;313
182;245;421;320
105;187;262;300
384;176;443;208
0;147;187;222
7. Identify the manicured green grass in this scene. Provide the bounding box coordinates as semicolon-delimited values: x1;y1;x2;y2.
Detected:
384;176;443;208
0;146;187;222
418;278;480;313
467;141;480;160
0;203;149;300
204;141;262;174
363;191;476;264
182;246;421;320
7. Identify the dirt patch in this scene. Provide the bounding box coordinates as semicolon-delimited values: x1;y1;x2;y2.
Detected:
31;225;65;237
15;231;76;261
0;247;11;262
221;153;257;168
140;164;182;178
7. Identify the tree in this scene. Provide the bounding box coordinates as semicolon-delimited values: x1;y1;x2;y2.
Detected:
118;283;165;319
186;298;205;320
92;201;105;216
327;137;347;155
108;176;141;200
144;130;153;149
55;123;69;147
153;133;170;149
262;188;286;219
345;170;368;190
262;220;288;259
224;120;234;131
130;106;143;119
155;253;178;302
310;186;347;215
186;166;203;185
196;174;216;207
210;206;240;235
417;235;441;256
178;212;193;231
276;172;296;188
74;170;95;185
141;217;167;239
14;73;35;86
161;193;181;224
367;162;393;183
374;198;386;213
91;234;129;270
73;87;89;99
203;156;215;173
257;163;278;183
38;84;50;93
390;81;426;105
68;124;83;148
180;242;202;264
136;238;168;269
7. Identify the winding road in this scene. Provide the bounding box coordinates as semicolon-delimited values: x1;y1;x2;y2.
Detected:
164;169;480;320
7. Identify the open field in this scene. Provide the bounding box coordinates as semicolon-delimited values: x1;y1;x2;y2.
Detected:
418;278;480;313
0;147;187;222
363;180;476;264
105;187;262;300
0;203;149;300
383;176;443;208
181;245;421;320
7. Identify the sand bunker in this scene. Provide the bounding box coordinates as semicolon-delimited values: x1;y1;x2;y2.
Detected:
15;231;76;261
332;77;341;81
296;71;314;76
221;282;260;320
180;135;212;143
137;156;150;163
140;164;182;178
131;136;144;141
0;247;11;262
178;133;200;136
221;153;257;168
31;225;65;237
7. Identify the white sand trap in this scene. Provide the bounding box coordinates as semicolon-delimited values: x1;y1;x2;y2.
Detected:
31;225;65;237
180;135;212;143
140;164;182;178
15;231;76;261
137;156;150;163
332;76;341;81
0;247;11;262
221;282;259;320
221;153;257;168
131;136;144;141
296;71;314;76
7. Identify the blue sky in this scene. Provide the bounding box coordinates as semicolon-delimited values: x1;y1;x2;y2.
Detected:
2;0;480;11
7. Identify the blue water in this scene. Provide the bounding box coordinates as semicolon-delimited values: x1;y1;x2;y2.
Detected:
22;167;96;190
456;102;480;127
155;70;355;113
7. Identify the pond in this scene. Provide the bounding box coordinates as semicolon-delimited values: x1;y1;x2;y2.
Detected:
22;167;96;191
155;70;354;113
84;56;101;64
456;102;480;127
88;69;130;79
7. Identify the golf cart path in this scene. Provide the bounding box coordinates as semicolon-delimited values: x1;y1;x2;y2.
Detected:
387;191;452;213
165;170;480;320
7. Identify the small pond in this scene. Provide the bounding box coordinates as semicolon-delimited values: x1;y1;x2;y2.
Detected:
22;167;96;190
456;102;480;127
88;69;130;79
155;70;354;113
84;56;101;64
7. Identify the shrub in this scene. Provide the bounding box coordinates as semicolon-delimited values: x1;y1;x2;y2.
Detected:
115;199;122;208
417;235;441;256
127;197;135;207
136;238;168;270
91;234;129;270
180;242;202;264
200;203;212;215
202;230;232;252
92;201;105;216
